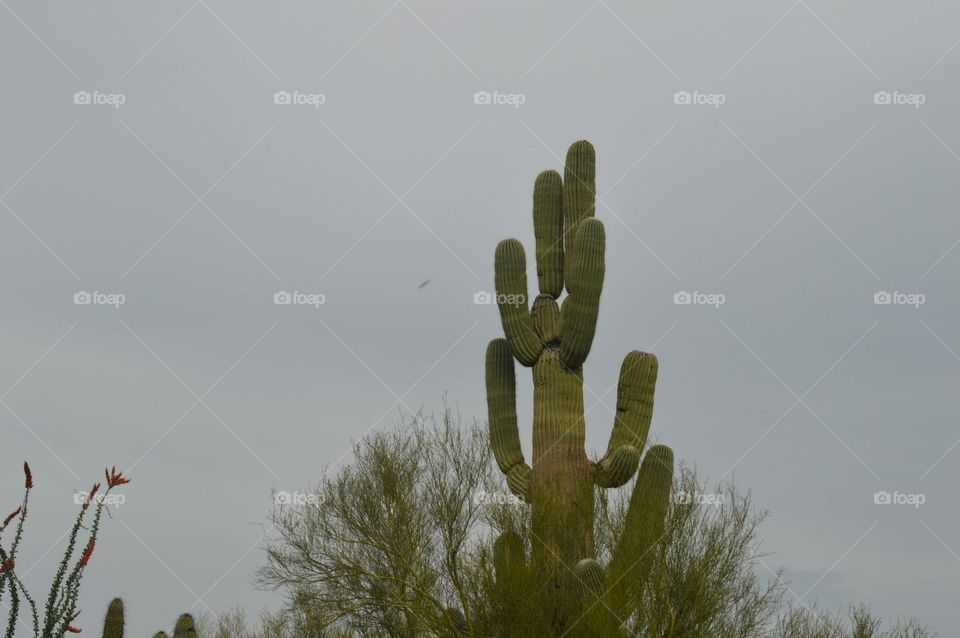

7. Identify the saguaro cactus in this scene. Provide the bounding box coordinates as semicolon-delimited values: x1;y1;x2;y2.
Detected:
99;600;195;638
172;614;197;638
485;140;674;634
101;598;125;638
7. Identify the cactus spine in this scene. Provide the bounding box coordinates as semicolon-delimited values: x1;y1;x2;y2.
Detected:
486;140;674;634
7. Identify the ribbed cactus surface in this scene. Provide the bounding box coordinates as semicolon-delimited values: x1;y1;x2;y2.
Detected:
485;140;674;634
99;600;195;638
101;598;125;638
172;614;196;638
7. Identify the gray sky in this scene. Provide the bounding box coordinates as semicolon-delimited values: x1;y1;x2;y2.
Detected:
2;0;959;634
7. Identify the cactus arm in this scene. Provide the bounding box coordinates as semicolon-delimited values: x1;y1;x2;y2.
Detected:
101;597;124;638
593;352;658;488
486;339;532;501
533;170;564;298
574;558;625;636
573;558;605;604
494;239;543;366
493;531;526;587
593;445;641;489
606;445;673;616
172;614;197;638
493;531;533;633
562;140;596;292
532;295;562;344
560;219;605;368
173;614;197;638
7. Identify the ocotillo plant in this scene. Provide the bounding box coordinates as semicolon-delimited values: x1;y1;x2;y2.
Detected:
486;140;674;634
1;463;130;638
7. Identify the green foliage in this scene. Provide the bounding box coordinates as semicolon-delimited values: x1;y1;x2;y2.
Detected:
258;407;496;637
775;603;934;638
253;404;935;638
486;140;673;634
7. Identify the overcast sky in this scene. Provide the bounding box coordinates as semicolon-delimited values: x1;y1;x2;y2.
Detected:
1;0;959;634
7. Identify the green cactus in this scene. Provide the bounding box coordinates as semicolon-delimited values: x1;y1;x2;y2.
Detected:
172;614;196;638
101;598;124;638
485;140;674;633
100;600;193;638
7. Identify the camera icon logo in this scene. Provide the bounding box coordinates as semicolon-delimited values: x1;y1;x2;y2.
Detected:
74;291;92;305
73;91;91;105
873;291;892;305
673;291;692;305
873;491;891;505
673;91;692;105
473;91;492;105
873;91;892;105
274;291;292;305
473;291;492;305
273;91;292;105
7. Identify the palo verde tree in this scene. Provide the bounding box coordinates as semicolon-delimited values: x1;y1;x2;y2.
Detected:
485;140;673;635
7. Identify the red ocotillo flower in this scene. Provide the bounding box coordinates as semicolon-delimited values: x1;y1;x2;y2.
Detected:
82;483;100;511
3;507;21;527
23;461;33;489
0;559;14;574
80;541;95;567
104;467;130;489
66;610;82;633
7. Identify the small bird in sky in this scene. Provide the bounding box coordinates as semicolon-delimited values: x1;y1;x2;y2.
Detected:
417;279;431;290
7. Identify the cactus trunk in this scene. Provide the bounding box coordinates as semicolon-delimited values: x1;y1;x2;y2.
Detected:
531;351;594;630
530;351;592;625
